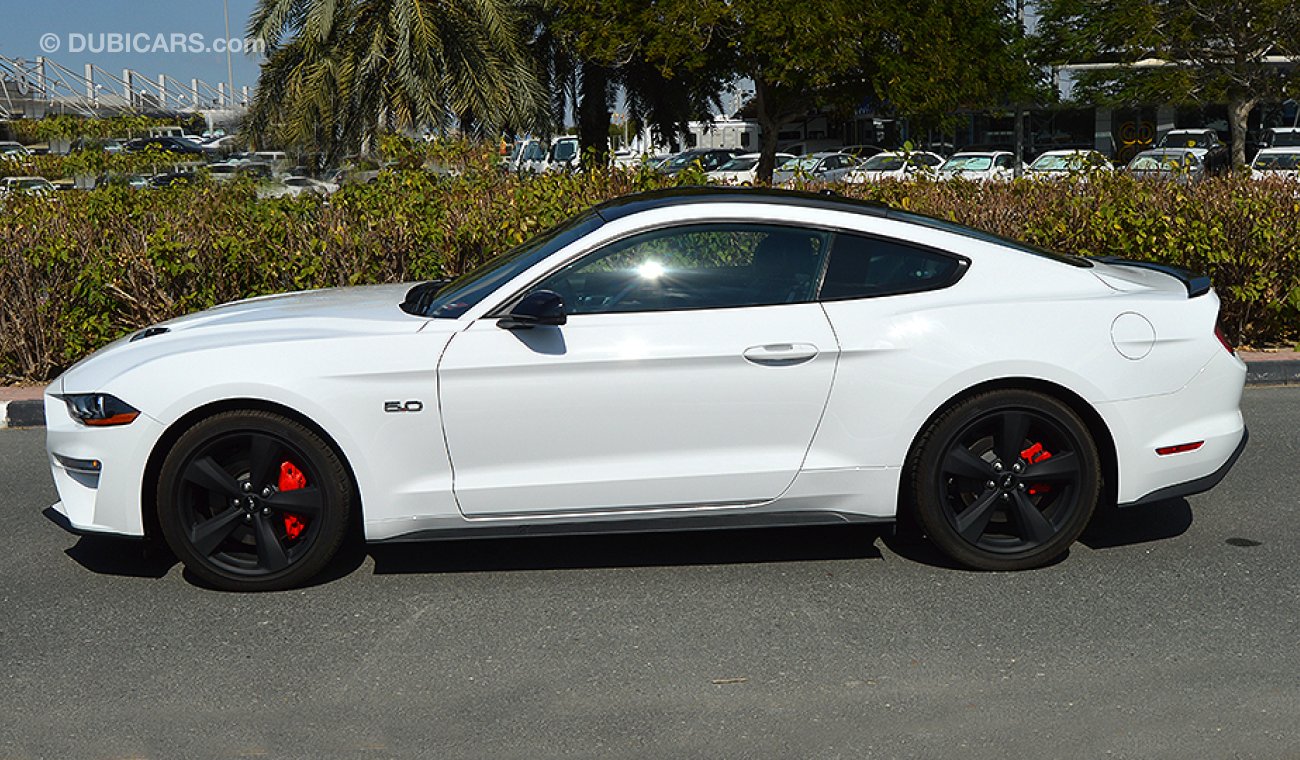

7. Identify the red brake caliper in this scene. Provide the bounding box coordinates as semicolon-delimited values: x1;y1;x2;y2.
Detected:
1019;443;1052;496
278;461;308;539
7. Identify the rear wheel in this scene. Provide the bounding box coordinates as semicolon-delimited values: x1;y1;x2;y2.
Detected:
157;410;352;591
910;390;1100;570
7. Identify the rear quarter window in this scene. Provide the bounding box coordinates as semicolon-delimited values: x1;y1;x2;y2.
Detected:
819;233;967;300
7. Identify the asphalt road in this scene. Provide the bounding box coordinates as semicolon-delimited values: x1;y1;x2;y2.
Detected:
2;388;1298;760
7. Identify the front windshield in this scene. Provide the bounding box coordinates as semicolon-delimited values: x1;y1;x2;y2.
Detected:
718;157;758;172
522;142;546;161
1030;154;1084;171
1267;131;1300;147
779;156;821;172
860;154;905;171
665;152;704;169
1130;154;1191;171
551;141;577;161
941;156;993;172
1159;132;1210;148
425;213;605;318
1253;152;1300;171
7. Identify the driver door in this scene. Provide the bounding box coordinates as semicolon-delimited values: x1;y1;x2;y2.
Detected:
437;222;840;517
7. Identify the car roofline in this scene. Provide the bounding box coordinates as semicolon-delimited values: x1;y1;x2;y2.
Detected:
592;186;892;223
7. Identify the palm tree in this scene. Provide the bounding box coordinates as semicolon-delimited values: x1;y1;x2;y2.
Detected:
246;0;545;161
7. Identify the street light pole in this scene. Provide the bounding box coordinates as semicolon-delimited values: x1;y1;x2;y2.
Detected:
223;0;235;108
1012;0;1026;177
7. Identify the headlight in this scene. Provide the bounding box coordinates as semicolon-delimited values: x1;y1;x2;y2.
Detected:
60;394;141;427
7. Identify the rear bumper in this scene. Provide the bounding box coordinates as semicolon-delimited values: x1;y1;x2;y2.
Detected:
1119;427;1247;507
1098;346;1247;505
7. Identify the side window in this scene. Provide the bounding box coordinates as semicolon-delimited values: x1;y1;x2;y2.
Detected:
531;224;831;315
819;232;965;301
996;155;1015;169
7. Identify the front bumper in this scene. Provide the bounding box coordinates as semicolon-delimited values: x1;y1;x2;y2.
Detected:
44;392;163;537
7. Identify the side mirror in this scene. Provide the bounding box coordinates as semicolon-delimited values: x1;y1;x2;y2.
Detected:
498;290;566;330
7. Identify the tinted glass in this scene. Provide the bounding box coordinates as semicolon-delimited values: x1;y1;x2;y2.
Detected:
532;224;831;314
819;233;964;300
426;213;605;318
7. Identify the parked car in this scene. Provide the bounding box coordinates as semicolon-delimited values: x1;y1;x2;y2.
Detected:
511;139;548;172
838;144;887;160
69;137;125;154
207;161;274;182
147;171;201;188
1249;147;1300;180
123;136;214;157
43;187;1247;590
544;136;580;172
0;176;56;196
1156;129;1229;174
772;152;861;185
707;152;795;184
1125;149;1206;183
0;141;32;158
844;151;944;183
937;151;1016;182
1026;149;1114;178
258;175;341;198
659;149;739;175
1257;127;1300;150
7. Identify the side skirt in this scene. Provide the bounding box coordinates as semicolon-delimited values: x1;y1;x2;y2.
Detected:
369;509;893;544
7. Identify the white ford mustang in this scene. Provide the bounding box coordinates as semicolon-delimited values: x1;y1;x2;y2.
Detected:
45;188;1248;590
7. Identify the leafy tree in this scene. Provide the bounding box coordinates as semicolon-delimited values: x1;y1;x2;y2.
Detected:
561;0;1029;181
1036;0;1300;168
246;0;545;161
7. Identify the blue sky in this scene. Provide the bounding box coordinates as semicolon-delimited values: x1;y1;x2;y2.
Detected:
1;0;263;92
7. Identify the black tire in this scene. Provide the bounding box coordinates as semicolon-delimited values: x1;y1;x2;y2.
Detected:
157;410;353;591
909;390;1100;570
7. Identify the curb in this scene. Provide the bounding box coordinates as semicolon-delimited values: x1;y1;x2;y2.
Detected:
0;399;46;429
2;357;1297;429
1245;359;1300;387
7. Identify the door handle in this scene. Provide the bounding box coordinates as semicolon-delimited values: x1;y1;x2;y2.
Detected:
743;343;819;367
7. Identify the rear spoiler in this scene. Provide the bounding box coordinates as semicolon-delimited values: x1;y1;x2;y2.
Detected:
1091;257;1211;298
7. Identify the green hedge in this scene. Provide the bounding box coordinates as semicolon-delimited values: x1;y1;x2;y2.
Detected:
1;166;1297;382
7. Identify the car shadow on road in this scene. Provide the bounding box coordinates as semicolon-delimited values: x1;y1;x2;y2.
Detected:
1080;497;1193;550
367;524;886;575
63;536;178;579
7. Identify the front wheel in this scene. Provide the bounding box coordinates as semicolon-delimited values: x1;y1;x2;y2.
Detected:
157;410;353;591
910;390;1101;570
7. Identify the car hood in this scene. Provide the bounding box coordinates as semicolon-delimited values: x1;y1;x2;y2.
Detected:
158;283;421;332
56;284;448;393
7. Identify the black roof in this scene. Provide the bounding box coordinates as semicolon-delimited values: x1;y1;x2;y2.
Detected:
593;186;892;223
590;186;1093;269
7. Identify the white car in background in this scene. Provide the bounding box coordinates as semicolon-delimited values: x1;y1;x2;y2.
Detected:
545;137;581;172
845;151;944;183
1249;147;1300;180
937;151;1016;182
707;152;796;184
1027;149;1115;179
1257;127;1300;150
0;176;56;196
44;188;1247;590
772;152;862;185
0;141;32;159
257;175;341;198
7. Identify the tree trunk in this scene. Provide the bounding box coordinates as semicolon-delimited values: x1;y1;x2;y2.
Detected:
577;63;611;170
754;75;781;184
1227;95;1257;171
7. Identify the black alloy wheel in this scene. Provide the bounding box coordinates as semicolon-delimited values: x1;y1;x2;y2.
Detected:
911;390;1101;570
157;410;352;591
